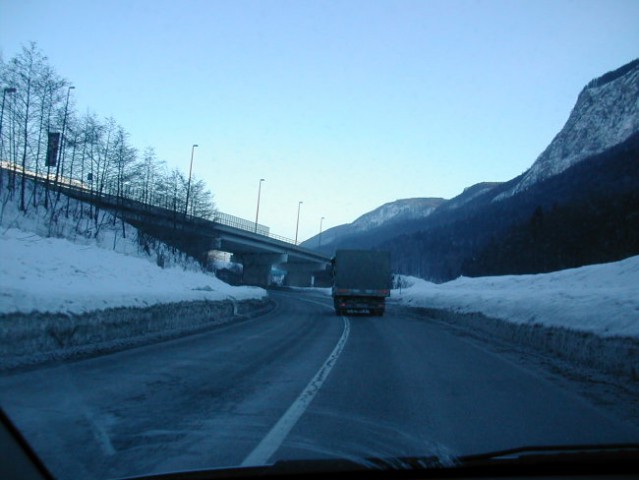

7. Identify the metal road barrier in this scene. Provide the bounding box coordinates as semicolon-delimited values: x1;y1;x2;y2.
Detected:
213;212;297;244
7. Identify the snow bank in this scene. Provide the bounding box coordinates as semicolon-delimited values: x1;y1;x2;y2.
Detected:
0;172;265;314
0;221;270;370
0;299;271;370
0;177;270;369
394;256;639;339
1;227;265;315
393;259;639;379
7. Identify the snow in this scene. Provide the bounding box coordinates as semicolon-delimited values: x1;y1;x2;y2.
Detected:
351;198;439;231
393;256;639;338
497;62;639;199
0;174;265;316
0;227;265;315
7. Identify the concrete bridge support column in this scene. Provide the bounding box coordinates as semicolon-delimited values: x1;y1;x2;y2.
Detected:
233;253;287;288
283;262;325;287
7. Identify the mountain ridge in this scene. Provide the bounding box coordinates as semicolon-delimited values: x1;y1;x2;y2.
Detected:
302;197;445;249
303;58;639;281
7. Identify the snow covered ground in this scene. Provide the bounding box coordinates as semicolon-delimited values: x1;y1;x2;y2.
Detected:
0;177;265;315
0;227;265;315
392;257;639;339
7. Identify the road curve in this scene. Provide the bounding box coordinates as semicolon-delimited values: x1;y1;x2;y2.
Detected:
1;290;637;479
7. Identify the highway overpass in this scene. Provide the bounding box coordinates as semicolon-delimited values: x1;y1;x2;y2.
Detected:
5;168;331;287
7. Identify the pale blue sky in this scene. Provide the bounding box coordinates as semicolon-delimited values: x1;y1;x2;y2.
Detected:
2;0;638;242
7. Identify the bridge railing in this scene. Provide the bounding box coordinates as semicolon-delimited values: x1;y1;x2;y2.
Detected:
213;212;297;245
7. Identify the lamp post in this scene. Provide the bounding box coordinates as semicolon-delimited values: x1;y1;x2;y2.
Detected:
184;144;198;216
0;87;16;192
1;87;17;150
254;178;265;233
295;201;303;245
55;85;75;186
319;216;325;247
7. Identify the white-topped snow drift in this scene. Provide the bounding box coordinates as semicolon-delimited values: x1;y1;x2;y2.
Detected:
392;256;639;339
0;227;265;315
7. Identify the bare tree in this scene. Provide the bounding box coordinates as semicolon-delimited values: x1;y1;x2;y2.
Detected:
2;42;218;246
134;147;160;205
3;43;61;211
188;177;216;219
34;64;66;210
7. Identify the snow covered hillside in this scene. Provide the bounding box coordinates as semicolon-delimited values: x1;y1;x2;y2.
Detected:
349;197;445;232
499;58;639;198
0;178;265;315
302;197;445;249
393;256;639;339
0;228;265;314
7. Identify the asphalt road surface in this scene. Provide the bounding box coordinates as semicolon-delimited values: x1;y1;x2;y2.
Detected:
1;290;637;479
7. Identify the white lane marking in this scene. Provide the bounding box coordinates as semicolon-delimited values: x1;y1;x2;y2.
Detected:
87;413;116;456
241;316;351;466
58;368;117;456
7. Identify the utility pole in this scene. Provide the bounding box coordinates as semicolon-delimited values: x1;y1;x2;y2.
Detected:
0;87;17;192
0;87;17;158
54;85;75;201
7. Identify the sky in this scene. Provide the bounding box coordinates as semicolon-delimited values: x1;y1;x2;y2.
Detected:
1;0;638;242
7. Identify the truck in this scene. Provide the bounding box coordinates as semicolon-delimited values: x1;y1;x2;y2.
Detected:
331;249;392;316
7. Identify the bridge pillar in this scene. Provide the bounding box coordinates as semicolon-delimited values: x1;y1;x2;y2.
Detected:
282;262;325;288
233;253;287;287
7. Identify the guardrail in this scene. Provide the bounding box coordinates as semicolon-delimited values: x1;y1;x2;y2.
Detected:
213;212;297;245
214;212;270;236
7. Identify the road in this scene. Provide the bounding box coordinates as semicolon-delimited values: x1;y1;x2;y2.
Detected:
1;290;637;479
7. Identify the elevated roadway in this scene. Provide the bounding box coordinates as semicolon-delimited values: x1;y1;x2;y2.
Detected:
211;220;330;286
5;167;331;287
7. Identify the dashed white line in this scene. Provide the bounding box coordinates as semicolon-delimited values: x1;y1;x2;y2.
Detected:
241;316;350;466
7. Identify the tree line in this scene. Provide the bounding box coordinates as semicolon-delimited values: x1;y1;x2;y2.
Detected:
0;42;215;222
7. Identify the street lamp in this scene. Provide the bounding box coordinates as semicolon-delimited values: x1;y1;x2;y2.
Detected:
319;216;325;247
1;87;17;143
295;201;303;245
55;85;75;187
254;178;265;233
1;87;17;164
184;144;198;216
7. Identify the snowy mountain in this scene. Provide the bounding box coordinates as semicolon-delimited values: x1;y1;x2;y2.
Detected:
349;197;445;232
436;182;502;211
497;58;639;199
302;197;444;249
306;59;639;281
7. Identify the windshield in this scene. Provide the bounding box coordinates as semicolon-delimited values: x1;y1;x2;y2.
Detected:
1;1;639;479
